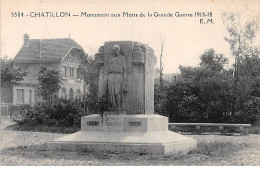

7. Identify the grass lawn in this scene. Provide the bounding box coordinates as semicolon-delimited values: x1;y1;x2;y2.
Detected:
1;119;259;165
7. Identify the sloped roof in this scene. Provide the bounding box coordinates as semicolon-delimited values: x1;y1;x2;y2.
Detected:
14;38;83;62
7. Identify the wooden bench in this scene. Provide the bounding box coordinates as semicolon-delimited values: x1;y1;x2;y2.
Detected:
168;123;251;135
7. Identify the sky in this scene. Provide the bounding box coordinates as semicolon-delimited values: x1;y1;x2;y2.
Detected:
1;0;260;73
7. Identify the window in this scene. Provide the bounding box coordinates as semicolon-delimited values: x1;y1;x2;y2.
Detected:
77;67;81;79
62;66;67;77
76;89;81;100
29;90;32;104
35;90;37;103
62;88;66;99
17;89;24;104
70;67;74;77
69;88;73;100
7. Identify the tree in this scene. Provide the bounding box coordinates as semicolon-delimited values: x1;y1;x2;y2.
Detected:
200;48;228;71
159;35;164;88
1;57;27;87
79;55;99;114
154;83;167;116
164;49;233;123
222;12;258;112
155;35;165;117
238;49;260;100
37;67;62;107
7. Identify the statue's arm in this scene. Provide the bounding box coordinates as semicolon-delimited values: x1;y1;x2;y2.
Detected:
122;56;128;93
104;56;110;91
122;56;127;80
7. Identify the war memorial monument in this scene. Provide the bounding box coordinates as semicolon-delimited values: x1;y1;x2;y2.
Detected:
47;41;197;154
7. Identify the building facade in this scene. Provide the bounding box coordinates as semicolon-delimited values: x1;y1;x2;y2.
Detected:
7;34;85;105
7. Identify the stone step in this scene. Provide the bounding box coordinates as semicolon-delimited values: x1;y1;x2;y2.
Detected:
47;130;197;154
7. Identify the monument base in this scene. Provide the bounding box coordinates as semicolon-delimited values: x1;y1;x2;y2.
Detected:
46;114;197;154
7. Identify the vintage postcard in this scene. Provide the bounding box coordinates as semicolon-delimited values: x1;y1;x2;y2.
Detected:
1;0;260;166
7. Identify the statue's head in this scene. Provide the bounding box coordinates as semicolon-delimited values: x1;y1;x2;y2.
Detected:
112;44;120;56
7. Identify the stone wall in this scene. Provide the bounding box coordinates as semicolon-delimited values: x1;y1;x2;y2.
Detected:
19;62;60;79
58;79;84;100
59;53;84;100
15;54;84;102
12;85;35;105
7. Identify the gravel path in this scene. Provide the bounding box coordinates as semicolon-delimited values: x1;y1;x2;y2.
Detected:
189;135;260;165
0;119;259;166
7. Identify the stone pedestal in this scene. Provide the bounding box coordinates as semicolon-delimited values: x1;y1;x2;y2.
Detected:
46;41;197;154
81;114;168;132
47;114;197;154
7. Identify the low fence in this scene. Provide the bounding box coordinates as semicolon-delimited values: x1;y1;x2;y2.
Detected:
168;123;251;135
1;103;29;118
1;103;11;117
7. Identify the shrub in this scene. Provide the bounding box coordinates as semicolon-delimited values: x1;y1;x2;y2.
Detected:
228;96;260;124
12;104;49;126
51;99;84;127
13;99;85;127
85;93;99;114
154;84;167;116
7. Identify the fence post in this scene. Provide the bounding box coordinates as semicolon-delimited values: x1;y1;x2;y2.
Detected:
196;126;201;134
219;126;227;135
169;125;176;131
240;127;249;136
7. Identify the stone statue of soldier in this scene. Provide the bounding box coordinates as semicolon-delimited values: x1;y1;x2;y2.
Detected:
106;44;127;111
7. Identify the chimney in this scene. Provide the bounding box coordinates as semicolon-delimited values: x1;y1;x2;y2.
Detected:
23;33;30;47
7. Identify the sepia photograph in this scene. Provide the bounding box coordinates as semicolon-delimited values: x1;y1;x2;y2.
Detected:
0;0;260;166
